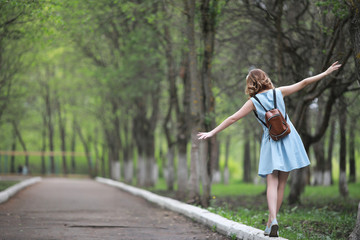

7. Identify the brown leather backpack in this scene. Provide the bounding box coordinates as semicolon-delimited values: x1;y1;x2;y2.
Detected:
253;89;291;141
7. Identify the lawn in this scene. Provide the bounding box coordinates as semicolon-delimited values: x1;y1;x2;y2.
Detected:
150;179;360;240
0;181;19;191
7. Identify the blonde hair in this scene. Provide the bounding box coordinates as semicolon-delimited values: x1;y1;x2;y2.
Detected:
245;69;274;97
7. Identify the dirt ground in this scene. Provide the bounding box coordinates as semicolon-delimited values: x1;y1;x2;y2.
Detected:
0;178;230;240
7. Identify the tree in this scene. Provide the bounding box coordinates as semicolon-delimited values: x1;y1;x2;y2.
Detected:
184;0;201;202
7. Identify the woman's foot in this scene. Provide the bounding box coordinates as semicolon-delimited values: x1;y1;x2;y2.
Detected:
269;219;279;237
264;224;270;236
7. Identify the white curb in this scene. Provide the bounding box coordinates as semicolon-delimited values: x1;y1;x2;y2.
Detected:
96;177;287;240
0;177;42;204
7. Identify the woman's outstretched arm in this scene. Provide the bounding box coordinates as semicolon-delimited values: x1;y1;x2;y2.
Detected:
279;61;341;97
197;99;255;140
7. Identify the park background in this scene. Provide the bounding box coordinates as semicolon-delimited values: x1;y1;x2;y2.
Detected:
0;1;359;239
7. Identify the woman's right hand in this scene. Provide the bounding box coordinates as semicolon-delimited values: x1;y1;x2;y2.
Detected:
197;132;214;140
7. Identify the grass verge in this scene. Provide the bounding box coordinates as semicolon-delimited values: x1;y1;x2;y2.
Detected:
150;179;359;240
0;181;19;191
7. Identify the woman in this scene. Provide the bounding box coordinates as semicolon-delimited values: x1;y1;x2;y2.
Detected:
197;62;341;237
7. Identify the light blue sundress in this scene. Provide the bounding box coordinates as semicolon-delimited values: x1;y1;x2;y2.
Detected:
250;88;310;178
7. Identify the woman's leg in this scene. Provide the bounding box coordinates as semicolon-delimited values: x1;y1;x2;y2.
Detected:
266;170;279;225
276;171;289;214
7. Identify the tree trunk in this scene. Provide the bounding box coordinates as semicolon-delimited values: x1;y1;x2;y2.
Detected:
75;122;93;177
176;54;190;199
324;119;335;186
94;128;100;177
199;0;220;207
101;144;106;178
177;137;188;199
41;113;47;175
165;145;175;191
211;139;221;183
288;111;310;204
57;101;68;175
45;84;55;174
313;138;325;185
338;97;349;197
12;121;29;172
185;0;201;204
243;127;251;183
123;118;133;184
275;0;285;83
137;152;146;186
349;117;356;183
349;202;360;240
349;0;360;83
111;102;121;181
10;130;16;174
223;135;231;185
70;118;76;174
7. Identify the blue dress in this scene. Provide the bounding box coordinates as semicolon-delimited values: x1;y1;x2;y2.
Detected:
250;89;310;178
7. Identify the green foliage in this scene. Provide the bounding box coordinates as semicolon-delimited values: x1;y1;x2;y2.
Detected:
316;0;349;19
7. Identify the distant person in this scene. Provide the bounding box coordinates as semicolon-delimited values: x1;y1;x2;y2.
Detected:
22;165;28;175
198;62;341;237
17;165;23;175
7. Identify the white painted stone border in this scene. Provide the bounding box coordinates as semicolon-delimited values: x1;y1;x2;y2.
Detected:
96;177;287;240
0;177;42;204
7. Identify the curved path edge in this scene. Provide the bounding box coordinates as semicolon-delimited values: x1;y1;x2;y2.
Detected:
96;177;287;240
0;176;42;204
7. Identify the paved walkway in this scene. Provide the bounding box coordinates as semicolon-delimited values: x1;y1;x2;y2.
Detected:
0;178;229;240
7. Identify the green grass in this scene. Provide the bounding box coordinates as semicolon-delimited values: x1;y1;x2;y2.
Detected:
150;179;359;240
208;181;360;240
0;181;19;191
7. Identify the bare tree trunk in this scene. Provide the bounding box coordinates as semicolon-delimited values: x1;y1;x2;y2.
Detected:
12;121;29;172
223;135;231;185
338;97;349;197
57;101;68;175
349;117;356;183
165;145;175;191
275;0;285;83
243;127;251;183
211;139;221;184
349;202;360;240
162;3;177;191
123;118;133;184
10;129;16;173
349;0;360;83
70;118;76;174
185;0;201;203
324;119;335;186
199;0;220;207
41;113;47;175
313;138;325;185
101;144;106;178
137;152;146;186
288;111;310;204
94;128;100;177
75;122;93;177
44;83;55;174
176;55;190;199
177;137;188;198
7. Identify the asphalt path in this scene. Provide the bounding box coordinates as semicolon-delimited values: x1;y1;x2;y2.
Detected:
0;178;229;240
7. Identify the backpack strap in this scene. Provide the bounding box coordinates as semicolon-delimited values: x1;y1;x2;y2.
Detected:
253;96;268;112
273;89;277;109
274;88;288;121
253;111;267;127
252;96;267;127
